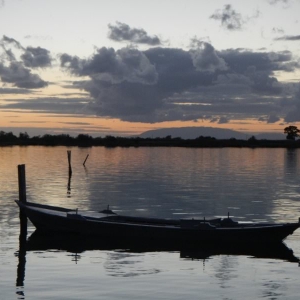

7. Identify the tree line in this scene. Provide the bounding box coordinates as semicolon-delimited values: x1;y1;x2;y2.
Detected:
1;129;300;148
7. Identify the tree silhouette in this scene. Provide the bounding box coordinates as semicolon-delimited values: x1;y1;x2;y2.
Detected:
284;126;300;140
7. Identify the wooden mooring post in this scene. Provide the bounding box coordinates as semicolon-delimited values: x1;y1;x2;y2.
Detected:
83;154;89;166
67;150;72;176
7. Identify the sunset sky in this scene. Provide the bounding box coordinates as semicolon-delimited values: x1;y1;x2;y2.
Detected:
0;0;300;137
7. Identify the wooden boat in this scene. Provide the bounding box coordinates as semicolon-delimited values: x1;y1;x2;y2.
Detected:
15;200;300;244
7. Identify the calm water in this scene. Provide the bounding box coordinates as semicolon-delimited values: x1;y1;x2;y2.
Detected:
1;146;300;299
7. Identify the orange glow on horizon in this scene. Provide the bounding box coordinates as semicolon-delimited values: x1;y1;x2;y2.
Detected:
0;109;298;137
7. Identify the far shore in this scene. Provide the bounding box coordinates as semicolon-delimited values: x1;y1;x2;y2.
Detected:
1;131;300;148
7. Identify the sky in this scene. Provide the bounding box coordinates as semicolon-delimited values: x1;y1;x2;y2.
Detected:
0;0;300;137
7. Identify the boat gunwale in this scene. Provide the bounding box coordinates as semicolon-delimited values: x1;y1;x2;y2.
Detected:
16;200;300;231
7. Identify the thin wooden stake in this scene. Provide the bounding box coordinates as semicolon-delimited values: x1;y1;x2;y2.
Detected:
67;150;72;176
83;154;89;166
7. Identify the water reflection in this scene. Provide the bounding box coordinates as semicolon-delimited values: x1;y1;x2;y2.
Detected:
215;256;238;289
284;148;299;176
283;149;300;192
262;280;284;299
104;252;161;277
2;147;300;223
272;149;300;221
2;146;300;300
23;230;300;262
13;228;299;300
67;172;72;197
15;212;27;299
72;147;297;221
14;227;300;300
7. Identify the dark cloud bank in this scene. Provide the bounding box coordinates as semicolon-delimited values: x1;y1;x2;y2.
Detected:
1;30;300;125
59;40;300;124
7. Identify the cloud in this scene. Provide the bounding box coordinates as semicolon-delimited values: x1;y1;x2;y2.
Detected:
268;0;289;5
108;22;161;45
272;27;284;35
61;46;214;122
218;49;296;94
218;116;229;124
0;61;48;88
210;5;260;31
60;46;158;85
274;35;300;41
210;5;243;30
214;73;252;86
1;97;87;113
0;87;33;94
58;121;92;125
0;36;51;88
210;117;219;123
190;41;228;72
24;35;53;41
0;35;22;61
1;35;23;50
267;113;280;123
245;68;282;95
284;83;300;122
59;44;300;124
21;46;52;68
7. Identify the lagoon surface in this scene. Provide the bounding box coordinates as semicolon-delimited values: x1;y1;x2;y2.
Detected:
1;146;300;299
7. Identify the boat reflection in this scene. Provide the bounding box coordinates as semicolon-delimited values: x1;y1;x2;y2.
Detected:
25;230;300;263
15;228;299;298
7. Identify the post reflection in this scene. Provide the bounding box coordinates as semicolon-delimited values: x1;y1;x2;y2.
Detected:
67;172;72;197
15;211;27;299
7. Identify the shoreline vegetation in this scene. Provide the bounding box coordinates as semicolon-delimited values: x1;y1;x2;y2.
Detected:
1;131;300;148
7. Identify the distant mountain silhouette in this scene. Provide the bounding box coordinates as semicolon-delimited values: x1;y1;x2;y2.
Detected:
140;127;286;140
254;132;285;140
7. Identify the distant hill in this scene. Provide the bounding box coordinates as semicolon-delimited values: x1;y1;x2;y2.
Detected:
140;127;286;140
255;132;285;140
140;127;246;139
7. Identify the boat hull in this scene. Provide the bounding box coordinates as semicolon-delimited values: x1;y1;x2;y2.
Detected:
16;201;300;245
